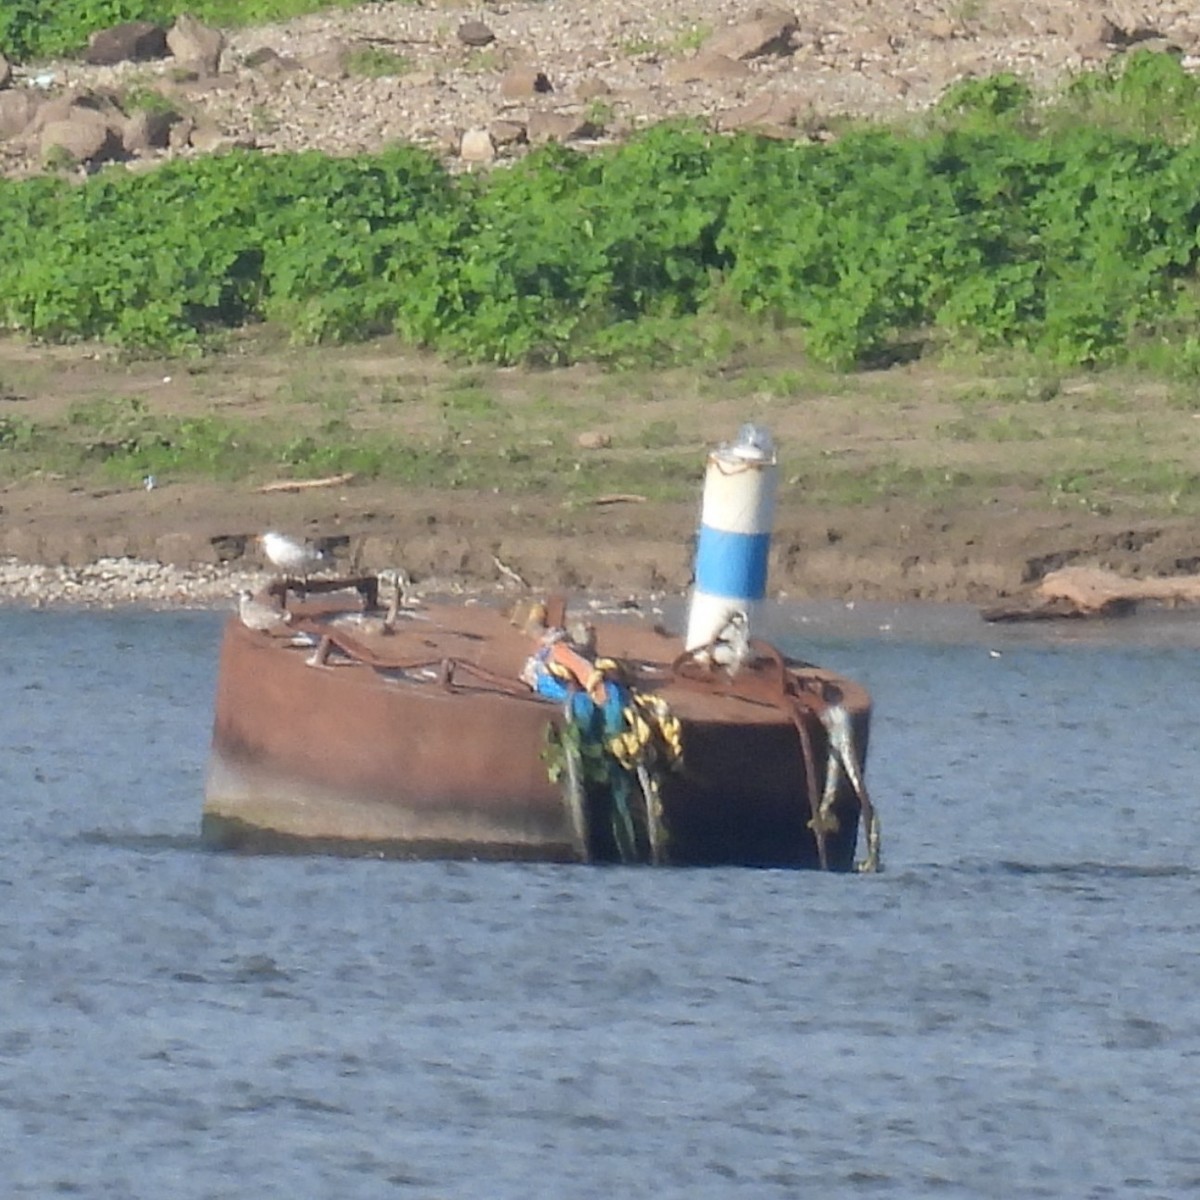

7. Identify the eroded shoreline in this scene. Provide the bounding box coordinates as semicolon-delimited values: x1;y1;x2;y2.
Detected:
2;495;1195;612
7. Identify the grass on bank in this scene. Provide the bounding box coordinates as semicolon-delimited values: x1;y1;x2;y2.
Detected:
2;332;1198;519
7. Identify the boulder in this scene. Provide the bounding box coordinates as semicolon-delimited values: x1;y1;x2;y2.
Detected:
187;122;255;154
845;30;895;57
665;52;752;84
40;113;121;166
701;7;798;60
924;17;958;41
167;13;225;77
25;90;122;138
188;121;228;153
1099;8;1163;46
459;127;496;163
575;76;611;101
0;89;40;141
122;107;179;155
168;116;196;150
526;110;598;144
1069;14;1123;53
84;21;169;67
244;47;303;78
501;66;552;99
301;44;351;80
22;92;73;138
488;119;527;147
717;92;808;134
457;20;496;48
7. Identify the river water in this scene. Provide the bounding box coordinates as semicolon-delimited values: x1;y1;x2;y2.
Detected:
2;601;1199;1199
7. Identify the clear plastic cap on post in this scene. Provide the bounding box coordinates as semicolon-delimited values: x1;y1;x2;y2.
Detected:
724;423;775;463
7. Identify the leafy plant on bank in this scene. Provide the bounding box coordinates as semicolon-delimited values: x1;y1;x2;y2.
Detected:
1;55;1200;371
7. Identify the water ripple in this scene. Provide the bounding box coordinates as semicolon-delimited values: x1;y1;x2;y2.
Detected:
2;608;1200;1199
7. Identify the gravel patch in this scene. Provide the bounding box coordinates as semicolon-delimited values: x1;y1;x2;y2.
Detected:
4;2;1199;177
0;556;267;609
0;554;529;608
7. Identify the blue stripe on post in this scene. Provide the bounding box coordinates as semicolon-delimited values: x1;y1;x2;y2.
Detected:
694;527;771;599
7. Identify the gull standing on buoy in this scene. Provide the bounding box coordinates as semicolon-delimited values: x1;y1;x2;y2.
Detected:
709;609;751;672
259;531;331;578
237;590;292;633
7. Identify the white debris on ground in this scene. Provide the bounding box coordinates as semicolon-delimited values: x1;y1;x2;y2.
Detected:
0;556;516;609
0;556;268;608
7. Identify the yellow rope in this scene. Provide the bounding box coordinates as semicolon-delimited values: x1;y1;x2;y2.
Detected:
605;688;683;865
608;691;683;773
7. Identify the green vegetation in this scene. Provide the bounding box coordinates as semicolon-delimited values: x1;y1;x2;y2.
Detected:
3;337;1198;519
618;36;660;58
669;23;711;55
119;84;183;116
0;378;705;501
462;48;501;73
948;0;987;26
619;22;710;59
584;99;617;130
3;53;1200;375
344;45;412;78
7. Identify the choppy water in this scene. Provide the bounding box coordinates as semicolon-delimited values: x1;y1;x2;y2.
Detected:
2;601;1199;1199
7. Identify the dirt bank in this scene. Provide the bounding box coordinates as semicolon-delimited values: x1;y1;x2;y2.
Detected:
4;418;1198;609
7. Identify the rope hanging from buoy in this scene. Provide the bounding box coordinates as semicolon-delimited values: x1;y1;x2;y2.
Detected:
818;703;881;874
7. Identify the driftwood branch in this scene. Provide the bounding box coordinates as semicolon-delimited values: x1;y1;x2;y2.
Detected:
983;565;1200;622
492;554;529;588
589;493;647;506
1038;565;1200;610
255;473;355;494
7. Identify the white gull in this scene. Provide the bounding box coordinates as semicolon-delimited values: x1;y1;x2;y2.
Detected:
259;531;331;578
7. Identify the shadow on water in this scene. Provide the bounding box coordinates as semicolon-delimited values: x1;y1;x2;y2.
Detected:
996;860;1197;880
75;829;209;855
75;827;1198;884
893;858;1199;882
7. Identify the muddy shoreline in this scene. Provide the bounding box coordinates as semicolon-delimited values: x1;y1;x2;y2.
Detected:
2;478;1194;611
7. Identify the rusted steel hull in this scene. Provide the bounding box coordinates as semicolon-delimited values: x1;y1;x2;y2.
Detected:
203;593;873;870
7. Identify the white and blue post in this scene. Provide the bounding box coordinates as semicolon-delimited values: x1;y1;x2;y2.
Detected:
685;425;778;651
